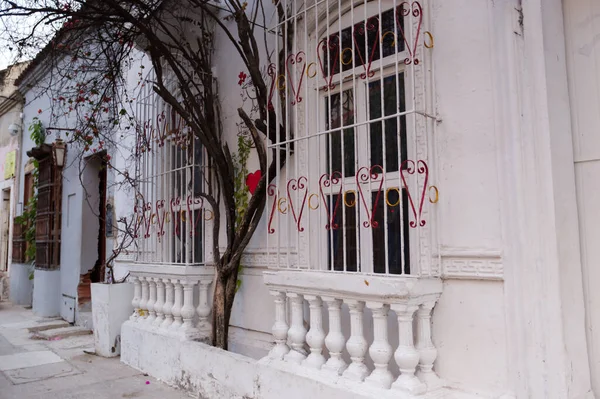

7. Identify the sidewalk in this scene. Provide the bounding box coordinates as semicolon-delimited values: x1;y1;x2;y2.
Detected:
0;302;193;399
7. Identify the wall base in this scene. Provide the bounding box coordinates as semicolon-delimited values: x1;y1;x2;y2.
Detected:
32;269;60;317
121;321;484;399
9;263;33;306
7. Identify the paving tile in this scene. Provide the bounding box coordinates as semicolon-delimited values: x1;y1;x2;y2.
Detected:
0;351;63;371
3;361;81;385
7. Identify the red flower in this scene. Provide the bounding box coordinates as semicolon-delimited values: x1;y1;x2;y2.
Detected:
37;109;42;114
238;71;247;86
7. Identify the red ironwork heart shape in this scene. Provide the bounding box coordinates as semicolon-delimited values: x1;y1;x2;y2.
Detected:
286;51;307;105
287;176;309;232
395;1;423;65
400;159;428;227
356;165;385;228
246;170;262;195
319;172;343;230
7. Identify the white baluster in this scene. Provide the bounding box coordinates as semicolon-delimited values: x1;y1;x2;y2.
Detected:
196;279;212;340
146;277;157;323
284;293;307;364
365;302;393;389
170;278;183;330
268;291;289;360
154;277;165;326
161;278;174;330
342;299;368;382
130;276;141;321
181;280;199;339
391;304;426;394
416;300;443;390
302;295;326;368
138;276;149;322
321;297;347;376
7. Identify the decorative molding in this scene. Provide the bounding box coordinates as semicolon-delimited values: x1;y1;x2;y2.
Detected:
439;247;503;281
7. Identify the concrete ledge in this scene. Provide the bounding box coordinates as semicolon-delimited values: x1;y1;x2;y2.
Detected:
121;321;462;399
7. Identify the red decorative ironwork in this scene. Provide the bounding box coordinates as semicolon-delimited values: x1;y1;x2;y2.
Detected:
317;37;339;91
352;16;380;79
287;176;308;232
155;200;166;239
400;159;428;227
170;197;181;237
187;195;204;237
396;1;423;65
142;202;152;238
286;51;307;105
319;172;343;230
356;165;385;228
267;184;278;234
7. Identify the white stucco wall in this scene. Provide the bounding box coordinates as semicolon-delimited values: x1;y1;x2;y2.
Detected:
113;1;600;398
563;0;600;393
18;65;109;323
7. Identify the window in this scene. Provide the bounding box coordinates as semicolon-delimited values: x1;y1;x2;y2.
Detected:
133;70;205;265
266;0;435;276
321;5;411;275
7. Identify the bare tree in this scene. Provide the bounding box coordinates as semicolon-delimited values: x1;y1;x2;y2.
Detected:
1;0;291;349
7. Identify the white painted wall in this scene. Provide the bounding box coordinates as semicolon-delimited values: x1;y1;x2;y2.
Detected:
31;268;60;317
113;1;600;398
564;0;600;393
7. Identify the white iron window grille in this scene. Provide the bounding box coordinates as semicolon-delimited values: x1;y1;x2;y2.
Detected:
266;0;439;276
133;69;207;265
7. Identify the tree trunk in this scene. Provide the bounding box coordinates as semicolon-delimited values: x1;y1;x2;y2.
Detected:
212;262;241;349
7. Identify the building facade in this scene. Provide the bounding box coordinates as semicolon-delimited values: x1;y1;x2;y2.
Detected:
115;0;600;398
0;62;29;304
7;0;600;398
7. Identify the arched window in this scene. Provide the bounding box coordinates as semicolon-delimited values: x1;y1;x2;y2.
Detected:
266;0;434;276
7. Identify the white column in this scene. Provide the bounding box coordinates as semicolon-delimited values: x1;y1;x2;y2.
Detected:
196;279;212;340
170;278;183;330
153;277;165;326
284;293;307;364
302;295;326;368
180;280;199;339
342;300;368;382
138;276;149;322
146;277;157;323
365;302;393;389
130;275;141;321
321;297;347;376
391;304;426;394
268;291;289;360
416;301;443;390
161;278;174;329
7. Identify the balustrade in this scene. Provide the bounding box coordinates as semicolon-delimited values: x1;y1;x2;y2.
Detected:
263;270;443;394
126;266;215;341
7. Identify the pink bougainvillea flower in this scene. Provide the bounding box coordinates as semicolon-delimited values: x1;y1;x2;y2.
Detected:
238;71;247;86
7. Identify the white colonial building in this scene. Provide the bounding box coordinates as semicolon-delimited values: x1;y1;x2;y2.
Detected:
12;0;600;398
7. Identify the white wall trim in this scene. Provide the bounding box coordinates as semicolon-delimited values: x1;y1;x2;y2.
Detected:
439;247;503;281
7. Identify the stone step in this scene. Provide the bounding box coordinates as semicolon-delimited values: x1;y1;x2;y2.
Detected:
27;320;70;333
35;326;91;340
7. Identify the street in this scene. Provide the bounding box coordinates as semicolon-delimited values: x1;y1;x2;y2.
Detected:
0;303;193;399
